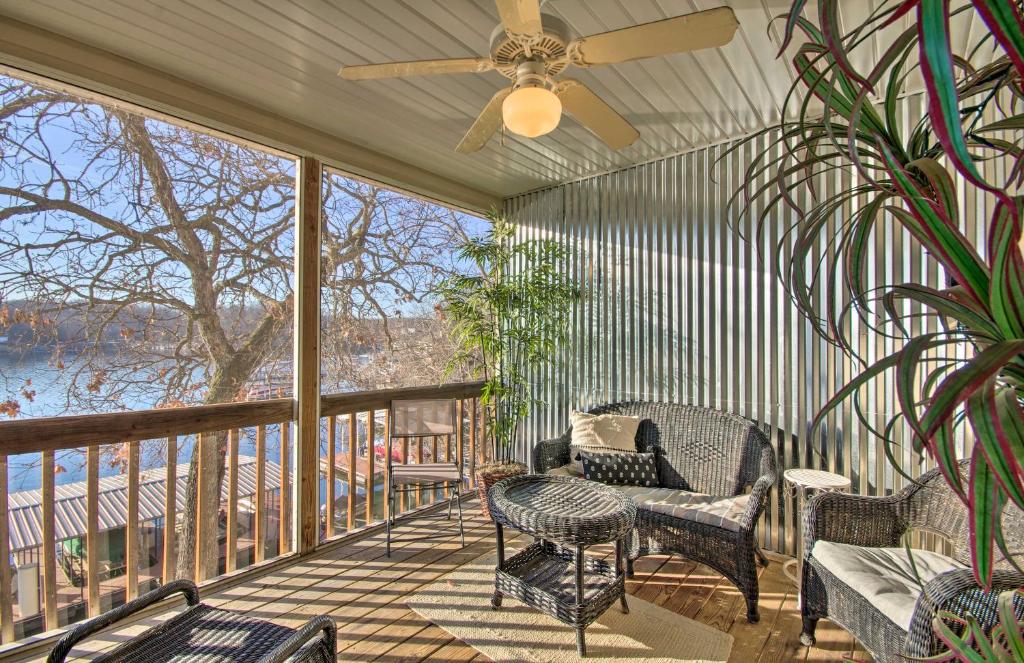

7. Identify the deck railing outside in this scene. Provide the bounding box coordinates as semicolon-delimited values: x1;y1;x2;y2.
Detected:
0;381;487;644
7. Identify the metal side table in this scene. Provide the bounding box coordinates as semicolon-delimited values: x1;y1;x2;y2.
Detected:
782;468;851;586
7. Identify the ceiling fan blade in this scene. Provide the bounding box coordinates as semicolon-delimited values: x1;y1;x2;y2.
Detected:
556;80;639;150
339;57;493;81
494;0;543;37
456;87;512;153
570;7;739;66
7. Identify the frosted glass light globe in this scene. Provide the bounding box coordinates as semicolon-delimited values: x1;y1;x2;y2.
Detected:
502;86;562;138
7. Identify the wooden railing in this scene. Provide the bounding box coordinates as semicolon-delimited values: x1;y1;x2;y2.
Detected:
0;381;486;645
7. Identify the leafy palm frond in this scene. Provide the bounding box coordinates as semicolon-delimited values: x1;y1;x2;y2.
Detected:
437;212;580;462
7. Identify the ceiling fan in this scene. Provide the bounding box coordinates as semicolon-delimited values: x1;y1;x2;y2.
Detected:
338;1;739;154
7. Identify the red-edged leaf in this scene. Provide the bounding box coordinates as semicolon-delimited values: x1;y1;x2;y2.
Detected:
988;197;1024;338
921;340;1024;441
967;381;1024;509
776;0;809;56
918;0;1016;212
968;448;1002;588
972;0;1024;80
818;0;874;91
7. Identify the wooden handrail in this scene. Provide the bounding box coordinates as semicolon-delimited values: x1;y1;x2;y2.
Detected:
0;399;292;454
0;382;485;454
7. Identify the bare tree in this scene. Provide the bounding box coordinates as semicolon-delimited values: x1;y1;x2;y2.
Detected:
0;75;479;579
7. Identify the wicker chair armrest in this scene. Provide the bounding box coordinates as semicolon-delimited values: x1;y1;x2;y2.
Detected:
261;615;337;663
532;432;571;474
48;579;201;663
739;470;776;530
803;490;907;552
905;568;1024;657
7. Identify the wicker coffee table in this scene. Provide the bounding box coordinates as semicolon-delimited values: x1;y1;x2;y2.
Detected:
487;474;637;657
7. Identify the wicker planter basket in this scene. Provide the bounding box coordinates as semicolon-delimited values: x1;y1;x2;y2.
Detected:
474;461;528;519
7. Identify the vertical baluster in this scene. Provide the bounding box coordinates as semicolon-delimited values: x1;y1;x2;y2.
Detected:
125;441;140;600
255;425;266;564
0;454;14;643
163;436;177;583
432;436;440;503
416;436;425;506
347;413;357;531
469;398;478;487
326;416;336;539
226;429;239;573
279;421;290;555
365;411;375;525
383;410;391;525
456;400;464;474
41;449;56;631
86;446;100;616
401;437;409;513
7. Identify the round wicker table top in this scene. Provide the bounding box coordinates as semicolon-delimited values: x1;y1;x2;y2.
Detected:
783;468;852;492
487;474;637;547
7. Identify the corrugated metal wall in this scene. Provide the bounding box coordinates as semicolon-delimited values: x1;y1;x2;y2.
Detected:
502;93;991;555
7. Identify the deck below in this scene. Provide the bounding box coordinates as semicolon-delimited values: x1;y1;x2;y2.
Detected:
18;499;872;662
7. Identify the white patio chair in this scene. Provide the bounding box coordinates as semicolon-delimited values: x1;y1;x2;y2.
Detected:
385;398;465;556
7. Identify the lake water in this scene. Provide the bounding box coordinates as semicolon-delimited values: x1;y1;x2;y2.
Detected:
1;354;353;503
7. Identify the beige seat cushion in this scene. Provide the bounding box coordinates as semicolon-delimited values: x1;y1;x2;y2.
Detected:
568;410;640;474
391;463;461;485
546;463;581;478
614;485;750;532
810;541;966;630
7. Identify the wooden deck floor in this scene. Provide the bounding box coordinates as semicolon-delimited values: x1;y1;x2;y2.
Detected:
24;499;872;663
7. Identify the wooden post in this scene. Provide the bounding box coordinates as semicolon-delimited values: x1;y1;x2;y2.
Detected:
255;425;266;563
0;455;14;643
327;416;336;538
163;435;177;583
293;155;321;554
366;410;375;524
126;441;140;601
86;446;100;617
347;413;357;530
279;421;291;555
195;432;220;582
41;449;57;631
226;429;239;573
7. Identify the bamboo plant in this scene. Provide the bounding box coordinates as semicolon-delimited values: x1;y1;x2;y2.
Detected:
438;212;580;465
723;0;1024;657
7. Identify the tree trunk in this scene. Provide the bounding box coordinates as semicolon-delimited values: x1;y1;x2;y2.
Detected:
173;359;267;581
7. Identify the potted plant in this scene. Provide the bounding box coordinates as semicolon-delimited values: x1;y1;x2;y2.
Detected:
438;211;580;517
726;1;1024;656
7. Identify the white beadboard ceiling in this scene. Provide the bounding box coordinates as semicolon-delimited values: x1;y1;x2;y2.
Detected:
0;0;988;202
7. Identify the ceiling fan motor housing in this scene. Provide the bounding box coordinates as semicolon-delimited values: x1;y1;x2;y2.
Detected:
489;13;571;79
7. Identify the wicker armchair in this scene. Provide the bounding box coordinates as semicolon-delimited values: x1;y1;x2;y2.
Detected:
533;401;777;622
800;462;1024;662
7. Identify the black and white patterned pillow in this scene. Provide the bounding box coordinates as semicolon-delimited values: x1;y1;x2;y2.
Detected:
581;451;659;487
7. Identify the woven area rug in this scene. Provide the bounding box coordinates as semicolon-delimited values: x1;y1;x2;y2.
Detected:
407;552;733;663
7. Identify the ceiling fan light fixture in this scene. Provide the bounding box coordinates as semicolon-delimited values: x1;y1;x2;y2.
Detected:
502;83;561;138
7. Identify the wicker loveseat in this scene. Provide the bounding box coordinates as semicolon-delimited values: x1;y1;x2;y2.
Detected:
800;462;1024;662
533;401;777;622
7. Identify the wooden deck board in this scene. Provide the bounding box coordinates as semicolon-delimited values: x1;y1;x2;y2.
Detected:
21;498;871;663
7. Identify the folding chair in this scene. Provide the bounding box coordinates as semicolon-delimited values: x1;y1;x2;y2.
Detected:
385;398;465;556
